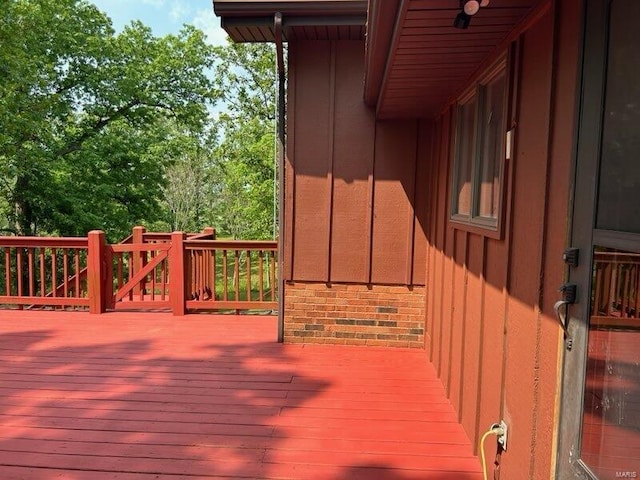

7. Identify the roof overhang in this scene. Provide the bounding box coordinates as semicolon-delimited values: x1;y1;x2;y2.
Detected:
366;0;545;118
213;0;367;42
213;0;547;118
363;0;402;106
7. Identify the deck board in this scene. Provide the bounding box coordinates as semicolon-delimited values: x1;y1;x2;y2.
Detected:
0;310;482;479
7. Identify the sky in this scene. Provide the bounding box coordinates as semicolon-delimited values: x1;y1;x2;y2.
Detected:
90;0;229;46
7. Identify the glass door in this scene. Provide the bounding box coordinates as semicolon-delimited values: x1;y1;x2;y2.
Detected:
557;1;640;478
580;246;640;478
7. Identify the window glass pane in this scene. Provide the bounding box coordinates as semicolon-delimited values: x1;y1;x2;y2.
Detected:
454;98;476;216
596;0;640;233
476;72;506;219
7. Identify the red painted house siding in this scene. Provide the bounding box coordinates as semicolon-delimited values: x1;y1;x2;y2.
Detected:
285;40;428;286
423;3;582;478
283;40;428;345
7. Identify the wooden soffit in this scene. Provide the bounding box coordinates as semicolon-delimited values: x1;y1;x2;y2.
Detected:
367;0;543;119
213;0;367;41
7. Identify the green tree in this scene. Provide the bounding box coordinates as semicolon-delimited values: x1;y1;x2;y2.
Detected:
157;124;211;233
208;42;278;240
213;42;276;121
0;0;216;240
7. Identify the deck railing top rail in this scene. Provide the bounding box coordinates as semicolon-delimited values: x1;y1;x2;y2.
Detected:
185;239;277;250
0;237;88;248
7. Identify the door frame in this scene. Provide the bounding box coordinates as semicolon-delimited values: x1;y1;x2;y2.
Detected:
556;0;605;478
557;0;639;478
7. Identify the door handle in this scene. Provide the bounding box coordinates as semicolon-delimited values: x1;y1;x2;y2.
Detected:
555;283;576;350
554;300;572;350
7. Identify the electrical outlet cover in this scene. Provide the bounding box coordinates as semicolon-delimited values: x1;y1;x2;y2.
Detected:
497;420;508;451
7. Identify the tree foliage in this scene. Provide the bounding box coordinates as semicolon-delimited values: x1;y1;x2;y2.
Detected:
158;126;211;233
0;0;215;240
207;42;278;240
0;0;278;242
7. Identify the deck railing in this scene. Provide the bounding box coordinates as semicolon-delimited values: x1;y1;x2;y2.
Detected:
186;240;277;311
592;251;640;328
0;237;89;308
0;227;277;315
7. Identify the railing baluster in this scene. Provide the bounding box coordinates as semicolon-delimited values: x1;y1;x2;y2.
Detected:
191;250;195;299
223;250;228;301
622;266;631;317
634;264;640;318
212;249;216;301
603;262;612;314
270;250;276;302
633;263;640;318
146;250;154;301
205;248;212;299
246;250;251;301
28;248;34;297
160;254;166;300
74;251;80;297
117;253;124;294
150;252;156;301
39;248;45;297
127;252;133;301
200;249;206;298
258;251;264;302
5;248;11;296
62;250;69;299
16;248;23;297
200;250;206;298
201;250;206;298
51;248;57;298
593;262;603;315
165;255;169;298
160;252;165;300
234;250;240;302
199;249;205;298
196;250;200;298
624;265;633;318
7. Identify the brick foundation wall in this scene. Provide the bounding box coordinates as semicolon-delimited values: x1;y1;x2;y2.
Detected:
283;283;425;348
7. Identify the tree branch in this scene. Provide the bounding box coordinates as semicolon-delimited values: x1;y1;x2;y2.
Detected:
55;99;141;157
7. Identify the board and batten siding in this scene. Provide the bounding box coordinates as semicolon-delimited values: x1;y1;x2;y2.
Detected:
423;2;582;479
284;39;429;287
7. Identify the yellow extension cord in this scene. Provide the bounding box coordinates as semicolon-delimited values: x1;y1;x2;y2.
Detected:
479;425;504;480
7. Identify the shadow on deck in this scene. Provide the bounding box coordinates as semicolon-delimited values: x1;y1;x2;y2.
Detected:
0;311;482;479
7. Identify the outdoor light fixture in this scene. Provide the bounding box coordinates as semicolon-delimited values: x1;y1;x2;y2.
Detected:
463;0;480;15
453;0;490;29
453;11;472;29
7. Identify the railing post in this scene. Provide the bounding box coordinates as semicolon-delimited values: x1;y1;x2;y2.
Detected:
132;225;146;243
132;226;146;298
202;227;216;240
169;231;186;316
88;230;106;314
202;227;215;290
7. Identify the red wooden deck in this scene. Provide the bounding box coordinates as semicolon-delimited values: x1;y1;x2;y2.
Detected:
0;311;482;479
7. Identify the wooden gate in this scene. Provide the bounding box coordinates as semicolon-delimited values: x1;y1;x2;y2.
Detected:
107;242;173;311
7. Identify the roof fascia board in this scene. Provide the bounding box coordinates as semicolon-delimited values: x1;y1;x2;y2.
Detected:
222;14;365;28
373;0;410;116
214;0;367;17
363;0;402;106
